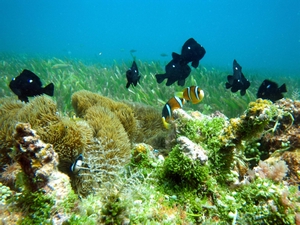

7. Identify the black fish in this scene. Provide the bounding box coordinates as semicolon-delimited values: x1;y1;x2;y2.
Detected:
9;69;54;102
257;79;287;102
225;60;250;96
126;61;140;88
155;53;191;86
178;38;206;68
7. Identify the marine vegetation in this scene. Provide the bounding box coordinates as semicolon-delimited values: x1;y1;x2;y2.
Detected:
0;54;300;224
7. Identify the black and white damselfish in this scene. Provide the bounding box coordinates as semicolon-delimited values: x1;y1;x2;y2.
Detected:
9;69;54;102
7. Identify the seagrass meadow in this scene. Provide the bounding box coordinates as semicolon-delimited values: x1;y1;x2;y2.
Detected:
1;53;299;118
1;53;300;224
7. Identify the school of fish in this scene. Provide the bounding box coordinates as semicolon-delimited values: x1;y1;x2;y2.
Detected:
8;37;288;131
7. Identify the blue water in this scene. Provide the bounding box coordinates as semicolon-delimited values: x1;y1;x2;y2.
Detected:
0;0;299;75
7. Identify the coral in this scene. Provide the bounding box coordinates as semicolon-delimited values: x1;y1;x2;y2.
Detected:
12;123;59;191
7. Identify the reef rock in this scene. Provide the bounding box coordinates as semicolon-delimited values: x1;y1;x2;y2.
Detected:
177;136;208;164
12;123;58;191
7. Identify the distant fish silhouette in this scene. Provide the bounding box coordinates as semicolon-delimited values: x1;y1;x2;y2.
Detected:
126;61;140;88
160;53;168;57
257;79;287;102
155;53;191;86
225;59;250;96
9;69;54;102
51;63;72;69
178;38;206;68
130;49;137;53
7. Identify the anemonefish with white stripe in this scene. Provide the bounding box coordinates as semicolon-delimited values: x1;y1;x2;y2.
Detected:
71;154;84;175
176;86;204;104
162;96;186;129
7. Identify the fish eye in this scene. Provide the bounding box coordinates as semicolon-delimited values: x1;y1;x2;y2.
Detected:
172;64;175;68
188;46;191;49
235;67;238;70
134;70;137;73
28;79;33;83
267;85;270;88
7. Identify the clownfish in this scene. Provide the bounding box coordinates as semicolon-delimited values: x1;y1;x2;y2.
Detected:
176;86;204;104
162;96;185;129
71;154;84;175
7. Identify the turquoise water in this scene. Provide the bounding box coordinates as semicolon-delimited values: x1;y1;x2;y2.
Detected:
0;0;299;75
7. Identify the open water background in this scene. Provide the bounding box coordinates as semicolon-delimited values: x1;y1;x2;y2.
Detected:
0;0;299;75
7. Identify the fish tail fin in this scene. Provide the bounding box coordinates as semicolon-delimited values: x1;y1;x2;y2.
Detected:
175;91;184;99
279;83;287;93
44;83;54;96
155;74;167;84
225;82;232;89
162;117;171;129
126;82;130;88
